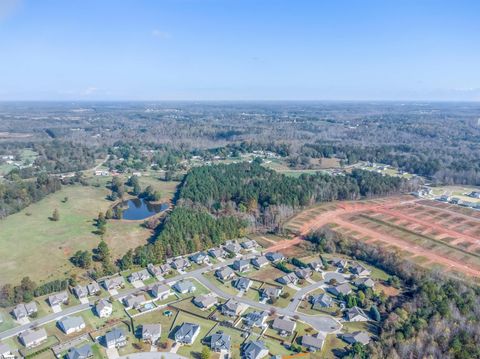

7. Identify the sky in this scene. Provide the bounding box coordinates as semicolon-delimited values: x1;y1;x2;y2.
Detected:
0;0;479;101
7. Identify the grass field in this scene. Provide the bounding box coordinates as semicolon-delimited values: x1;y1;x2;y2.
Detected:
0;178;179;284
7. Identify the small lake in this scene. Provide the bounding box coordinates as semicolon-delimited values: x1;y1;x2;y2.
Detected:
115;198;169;220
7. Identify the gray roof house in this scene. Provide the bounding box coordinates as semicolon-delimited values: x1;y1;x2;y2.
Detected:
276;272;299;285
87;282;101;296
309;260;323;272
327;283;352;297
193;295;217;310
210;331;231;352
302;333;326;352
223;241;242;254
353;277;375;288
243;311;268;328
171;258;191;271
265;252;285;263
312;293;333;309
95;299;113;318
66;343;93;359
0;343;13;359
173;280;196;294
147;263;162;277
58;316;86;334
242;340;269;359
208;248;227;259
142;324;161;343
123;294;147;309
260;287;282;300
215;267;235;281
331;258;348;269
345;307;369;322
295;268;312;279
251;256;269;268
103;276;125;291
18;328;48;348
189;252;209;264
150;283;171;300
73;285;88;299
128;269;150;283
12;302;37;320
342;331;371;345
351;264;371;277
233;259;250;272
272;317;296;336
241;240;257;250
234;277;252;291
174;323;200;344
48;291;69;307
221;299;244;317
104;328;127;348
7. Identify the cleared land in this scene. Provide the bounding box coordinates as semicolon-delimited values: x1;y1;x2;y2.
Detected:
0;178;179;284
284;195;480;279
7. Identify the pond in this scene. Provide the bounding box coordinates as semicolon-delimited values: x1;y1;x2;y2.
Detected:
115;198;169;220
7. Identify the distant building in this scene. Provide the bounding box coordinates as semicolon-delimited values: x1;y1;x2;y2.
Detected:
243;311;268;328
241;240;258;250
48;291;69;307
173;280;196;294
242;340;269;359
73;285;88;299
311;293;333;309
58;316;86;335
95;299;113;318
0;343;14;359
309;260;323;272
208;248;227;259
266;252;285;263
142;324;161;343
260;287;282;301
350;264;371;277
342;331;371;345
12;302;37;320
103;276;125;291
221;299;244;317
233;259;250;272
210;331;231;352
295;268;312;279
87;282;101;296
234;277;252;291
104;328;127;348
276;273;299;285
223;241;242;254
331;258;348;269
193;295;217;310
66;344;93;359
171;258;191;271
353;277;375;288
150;284;171;300
215;266;235;281
251;256;269;269
345;307;370;322
18;328;48;348
123;294;147;310
128;269;150;283
174;323;200;344
302;333;326;352
271;317;296;336
189;252;209;265
327;283;352;297
148;263;171;277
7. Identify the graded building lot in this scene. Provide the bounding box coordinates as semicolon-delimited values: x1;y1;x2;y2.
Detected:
0;179;179;284
284;195;480;279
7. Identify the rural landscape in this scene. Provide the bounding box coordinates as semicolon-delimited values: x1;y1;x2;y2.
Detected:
1;1;480;359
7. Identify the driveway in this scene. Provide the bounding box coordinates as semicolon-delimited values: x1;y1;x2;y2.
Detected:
131;281;145;289
119;353;188;359
16;317;30;325
106;347;119;359
51;305;62;313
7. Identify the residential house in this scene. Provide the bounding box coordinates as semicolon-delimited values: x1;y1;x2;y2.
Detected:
174;323;200;345
260;287;282;301
345;307;370;322
73;285;88;300
331;258;348;269
104;328;127;348
311;293;333;309
96;299;113;318
150;284;171;300
277;273;299;286
58;316;86;335
223;241;241;255
302;333;326;352
241;240;257;250
221;299;244;317
342;331;371;345
193;295;217;310
173;280;196;294
171;258;191;271
123;294;147;310
128;269;150;283
210;331;231;352
251;256;269;269
350;264;371;277
103;276;125;291
147;263;170;277
189;252;209;265
208;248;227;259
295;268;312;279
242;340;269;359
0;343;14;359
271;317;296;336
265;252;285;263
243;311;268;328
215;267;235;281
234;277;252;291
309;260;323;272
18;328;48;348
141;324;161;344
353;277;375;288
12;302;37;320
87;282;101;296
327;283;352;297
48;291;69;307
66;344;93;359
233;259;250;272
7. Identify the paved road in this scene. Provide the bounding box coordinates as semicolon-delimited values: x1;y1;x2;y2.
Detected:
0;303;91;340
119;353;188;359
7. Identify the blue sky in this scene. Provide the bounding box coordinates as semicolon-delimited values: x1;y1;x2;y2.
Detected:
0;0;479;101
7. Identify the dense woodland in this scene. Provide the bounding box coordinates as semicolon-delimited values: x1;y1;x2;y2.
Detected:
307;228;480;359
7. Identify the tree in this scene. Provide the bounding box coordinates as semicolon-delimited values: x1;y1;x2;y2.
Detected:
95;241;110;262
105;208;113;219
200;347;211;359
51;208;60;221
370;305;381;321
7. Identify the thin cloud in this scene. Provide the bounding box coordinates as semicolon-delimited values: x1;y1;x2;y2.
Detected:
152;29;171;39
82;87;98;96
0;0;22;21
